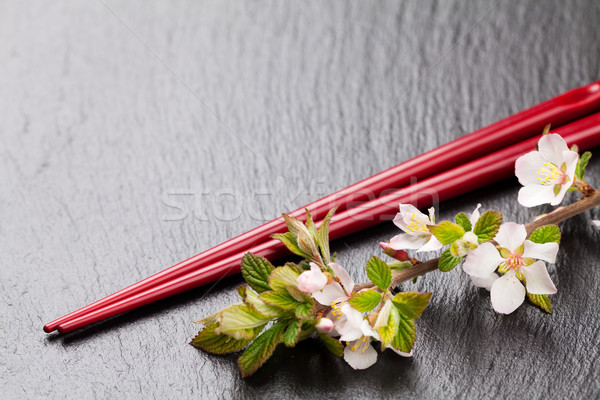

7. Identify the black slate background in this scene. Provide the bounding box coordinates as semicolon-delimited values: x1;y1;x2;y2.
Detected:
2;1;600;399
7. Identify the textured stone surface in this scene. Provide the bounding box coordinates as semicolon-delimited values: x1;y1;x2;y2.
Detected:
2;0;600;398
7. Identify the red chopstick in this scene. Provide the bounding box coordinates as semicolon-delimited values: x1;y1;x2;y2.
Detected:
43;81;600;333
54;112;600;333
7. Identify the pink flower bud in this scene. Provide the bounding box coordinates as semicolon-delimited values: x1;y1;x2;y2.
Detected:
315;318;334;333
297;263;327;293
379;242;409;261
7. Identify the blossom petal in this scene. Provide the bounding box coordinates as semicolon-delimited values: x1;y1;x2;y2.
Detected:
337;304;365;341
389;233;428;250
399;204;430;223
463;242;505;278
416;235;444;253
469;203;482;226
592;220;600;229
313;282;346;305
343;341;378;370
563;149;578;180
329;262;354;294
538;133;569;166
515;151;546;185
518;184;557;208
490;272;526;314
550;150;579;206
523;240;559;263
523;261;557;295
469;272;499;291
495;222;527;252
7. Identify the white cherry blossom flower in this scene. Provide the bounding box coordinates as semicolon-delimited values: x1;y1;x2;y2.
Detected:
591;220;600;230
515;133;578;207
389;204;443;253
297;262;328;293
463;222;558;314
334;302;411;370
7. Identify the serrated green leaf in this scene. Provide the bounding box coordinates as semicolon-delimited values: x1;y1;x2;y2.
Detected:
348;289;383;312
366;256;392;291
455;212;472;232
438;248;463;272
391;315;416;353
527;292;552;314
242;286;282;317
283;319;301;347
272;232;311;259
428;221;465;245
316;207;337;264
241;253;274;293
576;151;592;180
304;209;318;239
472;210;502;243
238;321;286;377
295;300;314;319
378;305;400;349
259;290;300;310
217;304;271;340
319;333;343;357
268;266;300;292
528;225;561;244
191;323;254;354
392;291;432;319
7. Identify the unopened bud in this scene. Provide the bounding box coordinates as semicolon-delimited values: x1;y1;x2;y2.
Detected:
379;242;409;261
315;318;334;333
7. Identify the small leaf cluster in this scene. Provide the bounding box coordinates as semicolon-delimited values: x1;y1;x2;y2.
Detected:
428;209;503;272
191;253;318;377
349;256;432;353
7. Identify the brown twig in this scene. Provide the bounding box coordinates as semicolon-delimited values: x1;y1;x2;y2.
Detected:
353;190;600;293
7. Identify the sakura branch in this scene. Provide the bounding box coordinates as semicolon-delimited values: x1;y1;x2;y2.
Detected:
190;131;597;377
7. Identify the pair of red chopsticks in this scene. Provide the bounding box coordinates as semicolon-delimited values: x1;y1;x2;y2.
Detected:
44;81;600;334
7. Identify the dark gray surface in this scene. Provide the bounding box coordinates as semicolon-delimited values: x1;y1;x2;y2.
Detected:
2;1;600;398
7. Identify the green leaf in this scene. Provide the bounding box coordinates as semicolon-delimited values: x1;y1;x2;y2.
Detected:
217;305;271;340
304;209;318;239
366;256;392;291
272;232;311;259
241;253;274;293
283;319;301;347
455;212;472;232
528;225;561;244
190;323;254;354
438;248;463;272
259;290;300;310
238;321;286;377
392;291;432;319
316;207;337;264
319;333;343;357
527;293;552;314
295;300;314;319
268;266;300;292
428;221;465;245
575;151;592;180
472;210;502;243
348;289;383;312
241;286;282;317
378;305;400;349
391;315;416;353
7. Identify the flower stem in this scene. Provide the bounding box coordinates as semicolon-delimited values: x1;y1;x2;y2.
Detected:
353;190;600;293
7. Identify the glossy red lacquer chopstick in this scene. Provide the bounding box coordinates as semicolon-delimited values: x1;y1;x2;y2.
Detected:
43;81;600;333
55;112;600;333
